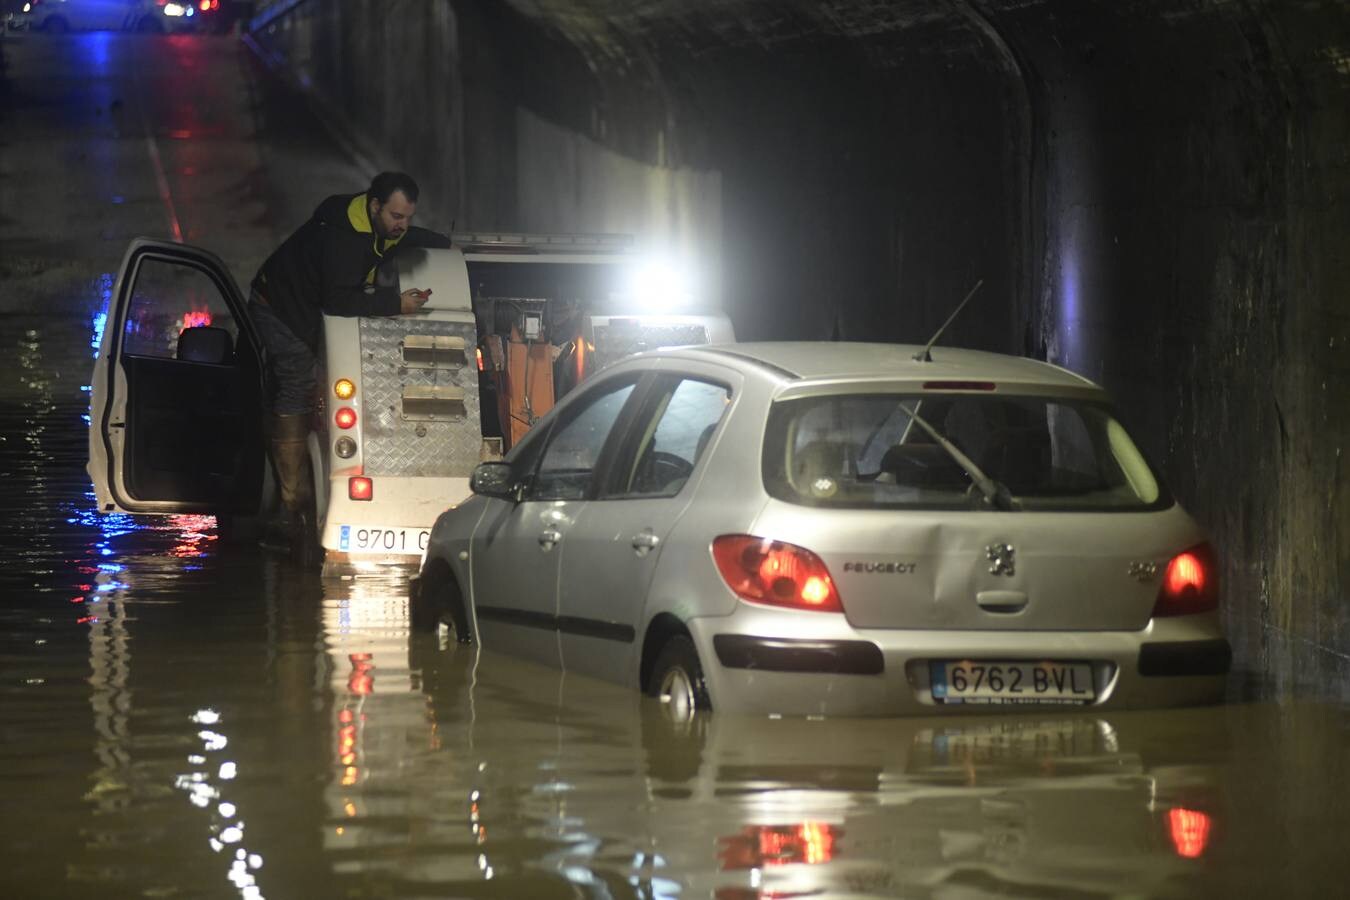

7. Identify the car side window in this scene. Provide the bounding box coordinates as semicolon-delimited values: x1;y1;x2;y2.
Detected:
614;378;731;499
528;380;638;501
123;257;239;362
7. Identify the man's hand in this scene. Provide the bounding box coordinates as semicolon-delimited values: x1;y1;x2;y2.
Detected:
400;288;431;314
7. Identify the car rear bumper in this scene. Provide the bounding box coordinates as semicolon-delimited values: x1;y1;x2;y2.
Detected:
320;475;470;550
688;607;1229;717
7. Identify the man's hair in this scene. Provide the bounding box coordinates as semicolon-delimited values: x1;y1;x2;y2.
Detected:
368;172;419;205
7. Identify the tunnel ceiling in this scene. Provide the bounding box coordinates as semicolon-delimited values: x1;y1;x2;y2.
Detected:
505;0;993;67
498;0;1349;70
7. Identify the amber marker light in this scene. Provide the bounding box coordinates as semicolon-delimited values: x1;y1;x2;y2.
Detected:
334;378;356;400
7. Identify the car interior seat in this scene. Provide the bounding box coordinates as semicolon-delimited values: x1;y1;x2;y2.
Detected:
176;326;234;365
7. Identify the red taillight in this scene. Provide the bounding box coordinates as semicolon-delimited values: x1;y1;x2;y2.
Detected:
712;535;842;613
1166;808;1212;859
1152;543;1218;617
349;477;373;501
335;407;357;430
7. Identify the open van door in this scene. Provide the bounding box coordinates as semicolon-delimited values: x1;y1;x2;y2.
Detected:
88;238;265;518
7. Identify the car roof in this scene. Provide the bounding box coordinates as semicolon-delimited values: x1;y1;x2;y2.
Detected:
658;342;1101;391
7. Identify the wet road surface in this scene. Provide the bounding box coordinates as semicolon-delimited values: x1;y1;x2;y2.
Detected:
3;28;1350;900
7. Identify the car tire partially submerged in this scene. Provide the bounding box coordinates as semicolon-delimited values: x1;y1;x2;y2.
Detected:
410;565;474;643
649;635;712;723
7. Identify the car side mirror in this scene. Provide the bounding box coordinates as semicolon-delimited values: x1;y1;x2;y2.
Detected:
470;461;520;501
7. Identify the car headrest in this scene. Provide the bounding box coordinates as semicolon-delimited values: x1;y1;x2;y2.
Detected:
177;326;233;364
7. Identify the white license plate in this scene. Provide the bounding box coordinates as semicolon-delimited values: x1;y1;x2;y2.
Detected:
338;525;430;554
931;660;1094;705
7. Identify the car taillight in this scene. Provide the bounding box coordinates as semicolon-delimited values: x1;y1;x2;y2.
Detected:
712;535;842;613
1165;808;1212;859
335;407;357;430
1152;543;1218;617
349;477;373;501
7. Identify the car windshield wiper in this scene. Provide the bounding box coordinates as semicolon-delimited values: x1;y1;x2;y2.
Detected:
896;403;1017;511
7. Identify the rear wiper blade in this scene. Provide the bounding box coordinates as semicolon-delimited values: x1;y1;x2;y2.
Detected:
896;403;1017;511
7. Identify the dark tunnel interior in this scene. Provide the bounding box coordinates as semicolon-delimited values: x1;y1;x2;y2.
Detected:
248;0;1349;681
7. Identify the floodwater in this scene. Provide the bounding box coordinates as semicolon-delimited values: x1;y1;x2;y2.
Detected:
3;28;1350;900
4;305;1350;900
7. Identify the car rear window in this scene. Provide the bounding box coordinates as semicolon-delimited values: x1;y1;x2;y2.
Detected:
762;393;1171;511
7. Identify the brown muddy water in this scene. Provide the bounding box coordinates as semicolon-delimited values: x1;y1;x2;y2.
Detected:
3;306;1350;899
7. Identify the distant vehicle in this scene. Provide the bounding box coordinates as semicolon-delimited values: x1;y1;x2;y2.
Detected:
410;341;1231;718
87;237;732;576
5;0;219;33
126;0;227;34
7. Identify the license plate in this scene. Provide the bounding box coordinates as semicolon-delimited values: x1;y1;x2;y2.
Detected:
930;660;1094;705
338;525;430;554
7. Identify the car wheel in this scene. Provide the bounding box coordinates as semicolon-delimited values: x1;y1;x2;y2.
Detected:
410;567;473;641
648;635;712;723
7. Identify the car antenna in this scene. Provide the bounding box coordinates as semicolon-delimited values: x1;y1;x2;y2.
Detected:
913;278;984;362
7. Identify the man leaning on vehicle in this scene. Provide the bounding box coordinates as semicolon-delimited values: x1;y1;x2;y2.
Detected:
249;171;449;547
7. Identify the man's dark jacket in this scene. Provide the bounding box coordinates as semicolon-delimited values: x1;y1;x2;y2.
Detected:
250;192;451;352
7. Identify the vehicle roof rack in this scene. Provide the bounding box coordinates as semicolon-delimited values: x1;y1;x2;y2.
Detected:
452;232;635;254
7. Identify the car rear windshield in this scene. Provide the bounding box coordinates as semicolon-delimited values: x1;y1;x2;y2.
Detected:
762;393;1171;511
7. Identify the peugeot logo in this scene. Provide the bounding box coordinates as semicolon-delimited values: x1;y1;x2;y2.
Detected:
986;543;1016;576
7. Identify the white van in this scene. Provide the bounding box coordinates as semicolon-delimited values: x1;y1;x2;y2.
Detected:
88;235;733;576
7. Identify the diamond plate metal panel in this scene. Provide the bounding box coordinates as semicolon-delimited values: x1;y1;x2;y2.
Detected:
359;316;482;477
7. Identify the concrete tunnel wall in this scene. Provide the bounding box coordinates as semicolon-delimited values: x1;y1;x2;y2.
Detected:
248;0;1350;690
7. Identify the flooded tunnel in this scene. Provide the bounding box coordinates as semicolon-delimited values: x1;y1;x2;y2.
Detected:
2;0;1349;896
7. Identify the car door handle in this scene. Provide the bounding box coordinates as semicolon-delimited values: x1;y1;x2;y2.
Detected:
538;528;562;549
631;531;661;553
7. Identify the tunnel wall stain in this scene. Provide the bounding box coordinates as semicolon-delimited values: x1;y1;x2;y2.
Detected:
248;0;1350;687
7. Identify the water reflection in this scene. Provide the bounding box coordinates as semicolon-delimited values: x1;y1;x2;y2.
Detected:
379;620;1234;899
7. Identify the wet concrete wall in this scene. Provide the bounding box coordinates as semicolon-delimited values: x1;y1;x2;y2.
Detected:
1000;3;1350;682
247;0;1350;685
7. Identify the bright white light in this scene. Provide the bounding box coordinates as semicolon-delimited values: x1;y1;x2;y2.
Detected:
248;854;263;869
219;802;237;818
222;825;244;844
163;3;185;15
219;761;237;780
22;3;31;12
198;730;228;751
192;709;221;725
621;258;695;310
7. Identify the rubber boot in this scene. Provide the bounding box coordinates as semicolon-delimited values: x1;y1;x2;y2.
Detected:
267;413;316;565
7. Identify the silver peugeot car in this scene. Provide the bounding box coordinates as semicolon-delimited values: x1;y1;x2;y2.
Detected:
410;342;1230;718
